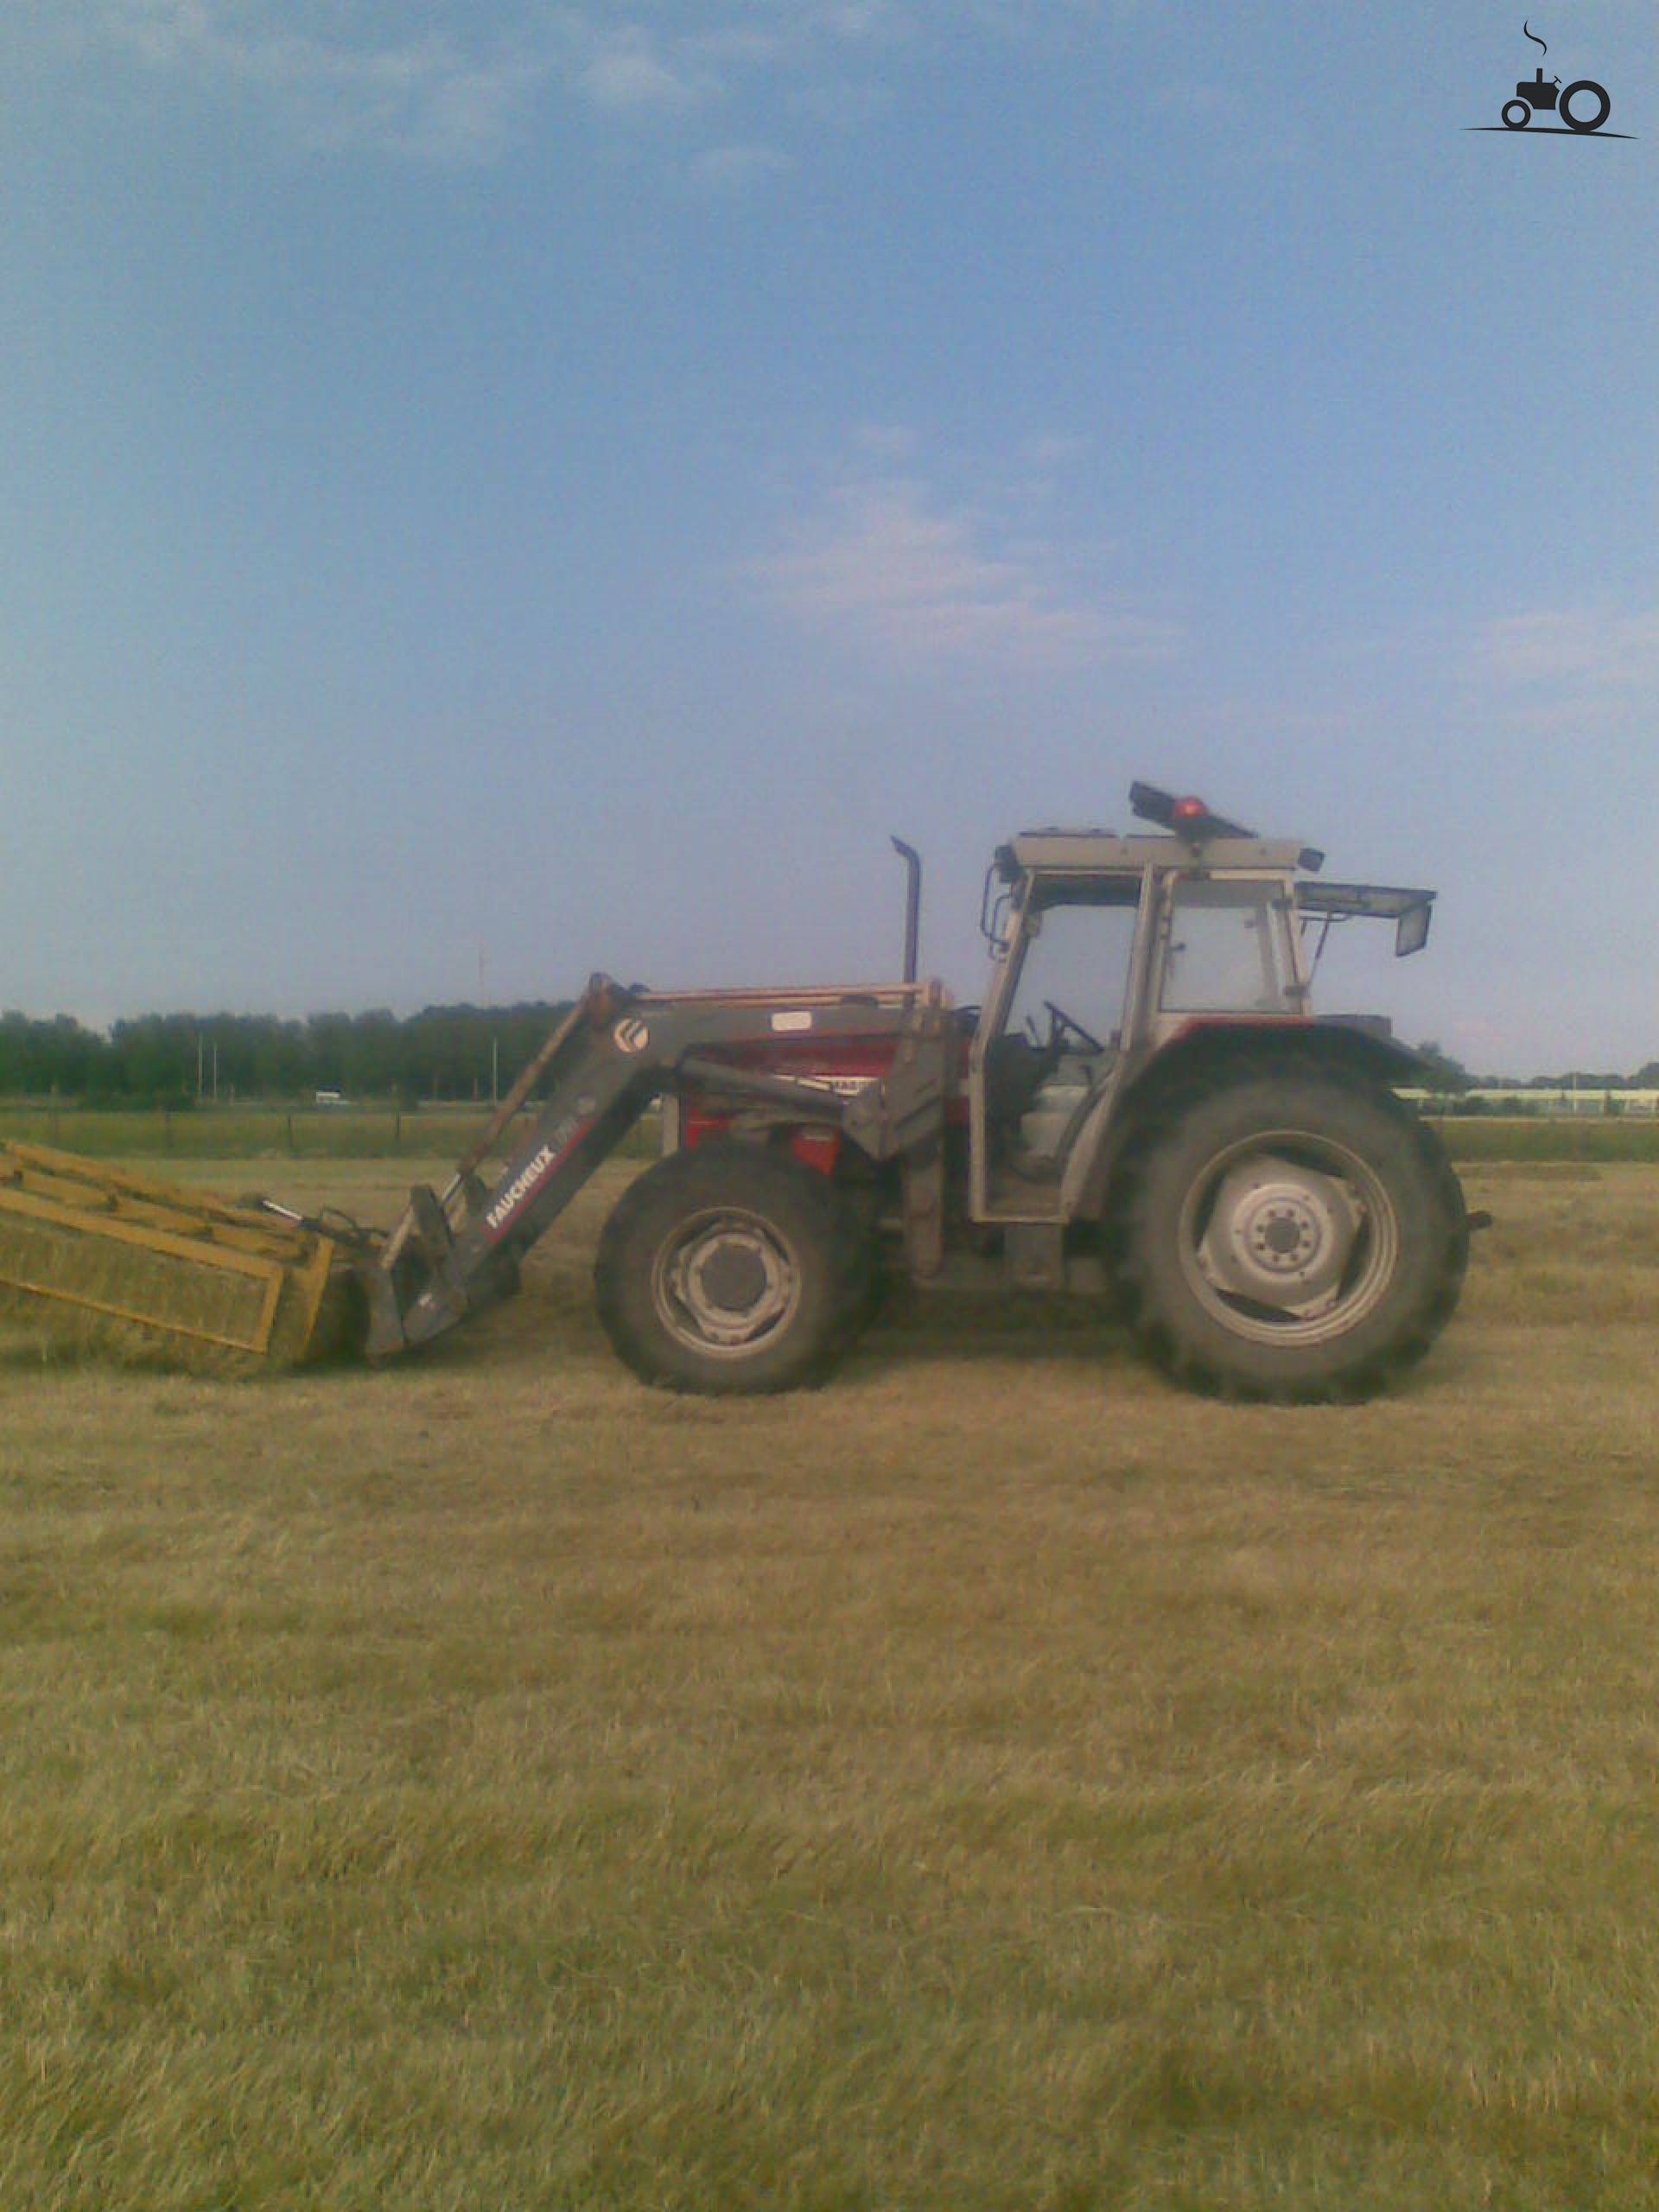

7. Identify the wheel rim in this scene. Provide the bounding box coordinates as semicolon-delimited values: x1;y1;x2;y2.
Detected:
652;1205;803;1359
1175;1129;1400;1348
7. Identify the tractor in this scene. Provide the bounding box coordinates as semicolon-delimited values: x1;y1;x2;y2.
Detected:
351;781;1471;1402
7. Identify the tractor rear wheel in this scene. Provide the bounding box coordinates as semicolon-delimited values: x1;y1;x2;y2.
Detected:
595;1143;868;1394
1110;1069;1467;1402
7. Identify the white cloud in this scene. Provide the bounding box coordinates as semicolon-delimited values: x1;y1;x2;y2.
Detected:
689;140;791;190
95;1;550;161
753;472;1179;669
575;25;708;112
1018;433;1090;469
849;423;921;461
57;1;1104;160
1472;604;1659;692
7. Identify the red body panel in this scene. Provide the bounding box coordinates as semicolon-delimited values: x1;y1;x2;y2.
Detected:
679;1027;970;1171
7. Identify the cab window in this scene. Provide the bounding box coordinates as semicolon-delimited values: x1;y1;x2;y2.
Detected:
1007;881;1139;1048
1160;881;1297;1014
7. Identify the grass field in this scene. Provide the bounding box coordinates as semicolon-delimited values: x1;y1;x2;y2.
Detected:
4;1154;1659;2208
5;1099;1659;1164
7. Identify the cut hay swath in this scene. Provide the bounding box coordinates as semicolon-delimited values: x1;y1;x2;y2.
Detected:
0;1141;357;1374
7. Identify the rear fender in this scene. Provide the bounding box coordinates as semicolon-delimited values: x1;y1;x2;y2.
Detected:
1076;1020;1428;1220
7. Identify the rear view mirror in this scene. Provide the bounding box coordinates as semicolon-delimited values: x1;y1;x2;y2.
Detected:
1395;901;1432;957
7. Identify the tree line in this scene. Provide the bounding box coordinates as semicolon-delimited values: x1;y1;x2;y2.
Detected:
1414;1042;1659;1096
7;1008;1659;1109
0;1005;573;1107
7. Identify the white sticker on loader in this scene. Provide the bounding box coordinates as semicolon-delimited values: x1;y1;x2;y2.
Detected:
613;1017;651;1054
484;1143;558;1234
482;1114;591;1238
770;1010;814;1033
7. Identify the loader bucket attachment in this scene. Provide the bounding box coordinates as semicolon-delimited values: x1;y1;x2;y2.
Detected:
0;1141;353;1373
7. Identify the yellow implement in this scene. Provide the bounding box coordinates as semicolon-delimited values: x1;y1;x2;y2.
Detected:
0;1141;347;1370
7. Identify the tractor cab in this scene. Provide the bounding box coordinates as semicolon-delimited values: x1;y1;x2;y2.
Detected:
966;784;1431;1227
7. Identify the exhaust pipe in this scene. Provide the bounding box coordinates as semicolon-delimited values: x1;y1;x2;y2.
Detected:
890;836;921;982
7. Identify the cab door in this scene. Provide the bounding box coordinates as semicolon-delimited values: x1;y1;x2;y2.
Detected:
969;871;1147;1220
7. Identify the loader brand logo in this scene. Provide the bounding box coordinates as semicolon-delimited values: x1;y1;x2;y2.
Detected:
613;1017;651;1055
1469;21;1629;135
484;1145;556;1234
483;1116;588;1237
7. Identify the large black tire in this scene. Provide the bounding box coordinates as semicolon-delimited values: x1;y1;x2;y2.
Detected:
1109;1069;1468;1403
594;1143;868;1395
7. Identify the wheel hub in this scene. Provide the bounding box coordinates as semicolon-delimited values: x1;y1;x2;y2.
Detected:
1197;1155;1363;1314
658;1212;799;1351
695;1240;770;1314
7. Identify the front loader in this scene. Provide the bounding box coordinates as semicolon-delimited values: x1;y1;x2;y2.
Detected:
352;782;1471;1402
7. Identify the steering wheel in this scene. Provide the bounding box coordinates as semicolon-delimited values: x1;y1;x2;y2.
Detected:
1041;1000;1104;1053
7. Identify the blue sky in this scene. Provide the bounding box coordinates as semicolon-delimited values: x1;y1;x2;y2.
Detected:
3;0;1654;1072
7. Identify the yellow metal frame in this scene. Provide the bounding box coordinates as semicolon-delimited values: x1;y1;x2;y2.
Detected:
0;1141;340;1358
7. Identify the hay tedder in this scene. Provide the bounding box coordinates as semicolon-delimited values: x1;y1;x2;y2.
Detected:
0;783;1473;1402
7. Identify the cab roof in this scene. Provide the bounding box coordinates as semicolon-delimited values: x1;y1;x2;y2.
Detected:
1004;830;1319;876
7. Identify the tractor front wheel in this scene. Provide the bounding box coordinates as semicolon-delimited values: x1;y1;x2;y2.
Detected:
1110;1071;1467;1402
595;1143;868;1394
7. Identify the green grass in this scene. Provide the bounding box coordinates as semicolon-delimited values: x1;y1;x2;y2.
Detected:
0;1104;660;1162
10;1096;1659;1168
1433;1114;1659;1163
0;1104;481;1160
3;1159;1659;2207
9;1098;1659;1166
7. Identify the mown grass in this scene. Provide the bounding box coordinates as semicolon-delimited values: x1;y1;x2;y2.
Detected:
3;1159;1659;2207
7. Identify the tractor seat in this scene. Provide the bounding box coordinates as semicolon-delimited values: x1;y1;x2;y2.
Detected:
1009;1050;1117;1180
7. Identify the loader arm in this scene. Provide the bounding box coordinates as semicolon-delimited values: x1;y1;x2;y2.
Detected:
361;976;950;1361
362;982;652;1358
